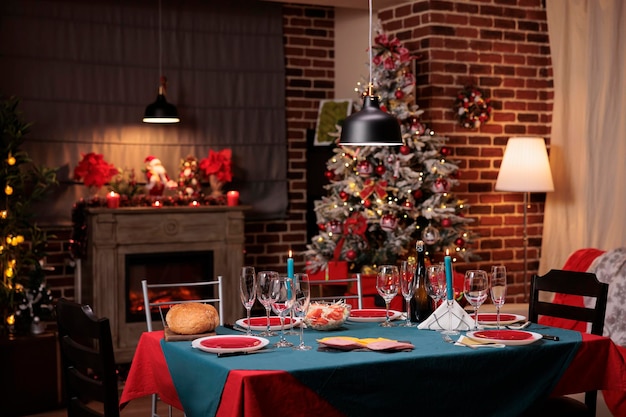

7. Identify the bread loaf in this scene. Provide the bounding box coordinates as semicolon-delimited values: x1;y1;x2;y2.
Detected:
165;302;220;335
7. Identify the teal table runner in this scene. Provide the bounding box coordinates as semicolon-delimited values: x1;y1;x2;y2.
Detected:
161;322;581;417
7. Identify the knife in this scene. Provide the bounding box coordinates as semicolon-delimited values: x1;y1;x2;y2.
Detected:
217;349;274;358
541;334;559;341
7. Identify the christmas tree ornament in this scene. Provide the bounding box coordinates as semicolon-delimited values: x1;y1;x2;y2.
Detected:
375;164;386;175
380;214;398;231
324;170;335;180
413;189;423;200
356;160;373;177
441;218;452;228
363;199;372;208
327;221;343;234
432;177;450;193
422;225;441;245
395;89;404;99
346;249;357;261
455;237;466;247
339;191;349;201
440;147;451;157
399;145;411;155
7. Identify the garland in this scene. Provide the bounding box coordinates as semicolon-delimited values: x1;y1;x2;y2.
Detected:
453;85;492;129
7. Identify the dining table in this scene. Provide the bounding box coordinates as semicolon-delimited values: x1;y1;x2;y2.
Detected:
120;319;626;417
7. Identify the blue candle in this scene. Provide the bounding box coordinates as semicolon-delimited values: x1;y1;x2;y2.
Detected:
444;250;454;300
287;250;294;278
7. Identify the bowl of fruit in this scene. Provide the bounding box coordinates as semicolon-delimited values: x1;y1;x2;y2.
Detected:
304;301;351;330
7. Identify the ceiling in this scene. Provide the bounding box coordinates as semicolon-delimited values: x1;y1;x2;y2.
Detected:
261;0;407;11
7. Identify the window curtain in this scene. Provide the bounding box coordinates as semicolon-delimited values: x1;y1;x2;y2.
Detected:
0;0;287;223
540;0;626;271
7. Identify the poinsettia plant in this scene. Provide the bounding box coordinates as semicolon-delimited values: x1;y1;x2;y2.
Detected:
73;152;119;189
200;149;232;196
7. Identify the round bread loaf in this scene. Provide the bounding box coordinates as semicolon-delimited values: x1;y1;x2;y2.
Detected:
165;302;220;334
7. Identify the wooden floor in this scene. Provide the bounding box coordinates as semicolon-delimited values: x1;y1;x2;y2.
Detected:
24;395;185;417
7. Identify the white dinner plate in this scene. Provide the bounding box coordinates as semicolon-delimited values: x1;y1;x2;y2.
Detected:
347;309;402;323
469;313;526;325
466;330;542;346
236;316;299;332
192;335;270;354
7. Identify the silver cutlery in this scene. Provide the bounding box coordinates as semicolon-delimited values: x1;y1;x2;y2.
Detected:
217;349;274;358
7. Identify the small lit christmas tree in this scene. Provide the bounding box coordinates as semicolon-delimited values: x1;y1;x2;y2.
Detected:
305;30;475;274
0;96;57;334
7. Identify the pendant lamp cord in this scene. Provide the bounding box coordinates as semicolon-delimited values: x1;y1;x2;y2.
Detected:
368;0;373;95
159;0;162;80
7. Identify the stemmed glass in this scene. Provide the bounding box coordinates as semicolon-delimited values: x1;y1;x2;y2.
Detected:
256;270;280;337
463;270;489;330
239;266;257;335
399;260;416;327
270;275;295;348
426;264;446;310
376;265;400;327
490;265;507;329
292;273;311;350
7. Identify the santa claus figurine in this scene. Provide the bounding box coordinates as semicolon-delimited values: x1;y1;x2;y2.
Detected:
144;156;178;196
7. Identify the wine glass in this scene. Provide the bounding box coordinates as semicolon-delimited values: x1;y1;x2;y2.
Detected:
399;260;416;327
270;275;295;348
292;273;311;350
426;263;446;310
490;265;507;329
463;270;489;330
239;266;256;335
376;265;400;327
256;270;280;337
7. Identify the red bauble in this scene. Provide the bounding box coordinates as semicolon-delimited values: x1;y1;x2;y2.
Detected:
363;199;372;208
399;145;411;155
375;164;386;175
404;200;413;209
317;223;326;231
455;237;465;247
394;89;404;99
441;218;452;228
413;189;423;200
346;249;357;261
339;191;348;201
324;170;335;180
440;146;451;157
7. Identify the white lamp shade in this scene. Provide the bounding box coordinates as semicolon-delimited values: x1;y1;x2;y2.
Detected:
495;137;554;192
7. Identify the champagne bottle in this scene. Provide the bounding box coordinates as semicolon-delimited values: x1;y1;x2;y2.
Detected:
410;240;434;323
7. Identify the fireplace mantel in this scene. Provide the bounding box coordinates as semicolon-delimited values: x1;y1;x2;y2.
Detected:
79;205;247;363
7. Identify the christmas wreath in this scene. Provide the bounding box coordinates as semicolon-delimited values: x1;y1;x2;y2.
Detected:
453;85;492;129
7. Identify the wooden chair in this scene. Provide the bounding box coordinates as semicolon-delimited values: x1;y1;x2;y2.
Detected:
526;269;609;417
141;277;224;417
310;273;363;309
56;298;119;417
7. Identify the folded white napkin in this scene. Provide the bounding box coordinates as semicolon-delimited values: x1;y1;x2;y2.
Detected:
417;299;474;331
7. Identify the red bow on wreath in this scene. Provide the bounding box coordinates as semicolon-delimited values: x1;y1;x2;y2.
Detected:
333;213;368;261
360;179;388;200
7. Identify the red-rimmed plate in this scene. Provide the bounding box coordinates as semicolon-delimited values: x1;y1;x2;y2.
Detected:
192;335;270;354
466;330;542;346
469;313;526;325
347;309;402;323
235;316;299;332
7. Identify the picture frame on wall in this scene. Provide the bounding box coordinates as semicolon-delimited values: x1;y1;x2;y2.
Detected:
314;99;353;146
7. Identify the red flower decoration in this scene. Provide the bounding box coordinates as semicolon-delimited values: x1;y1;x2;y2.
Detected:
199;149;233;183
73;152;118;188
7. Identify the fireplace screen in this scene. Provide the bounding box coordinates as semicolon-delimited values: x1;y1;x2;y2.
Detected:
125;251;214;323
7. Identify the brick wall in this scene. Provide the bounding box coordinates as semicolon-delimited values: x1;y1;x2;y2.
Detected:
44;1;552;304
381;0;552;301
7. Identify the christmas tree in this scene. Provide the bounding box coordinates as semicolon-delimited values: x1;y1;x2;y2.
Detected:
305;30;474;274
0;96;57;334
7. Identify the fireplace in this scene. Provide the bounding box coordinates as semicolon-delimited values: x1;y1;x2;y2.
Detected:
125;251;214;323
78;206;246;363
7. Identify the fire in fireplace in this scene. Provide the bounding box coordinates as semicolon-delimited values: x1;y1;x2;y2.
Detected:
125;251;214;323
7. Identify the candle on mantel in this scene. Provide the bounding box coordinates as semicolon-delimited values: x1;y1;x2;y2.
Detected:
227;190;239;206
287;250;294;278
190;200;200;207
152;200;162;208
444;249;454;300
106;191;120;209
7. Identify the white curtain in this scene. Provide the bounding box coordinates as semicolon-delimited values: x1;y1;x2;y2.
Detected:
540;0;626;272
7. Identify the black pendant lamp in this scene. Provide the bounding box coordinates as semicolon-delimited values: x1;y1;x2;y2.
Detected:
143;0;180;124
339;0;402;146
143;76;180;124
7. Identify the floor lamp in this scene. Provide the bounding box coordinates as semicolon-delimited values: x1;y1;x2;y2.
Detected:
495;137;554;300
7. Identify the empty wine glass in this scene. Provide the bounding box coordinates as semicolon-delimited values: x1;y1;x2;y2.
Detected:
256;270;279;337
490;265;507;329
292;273;311;351
376;265;400;327
270;275;295;348
463;270;489;330
426;263;446;310
399;260;416;327
239;266;256;335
